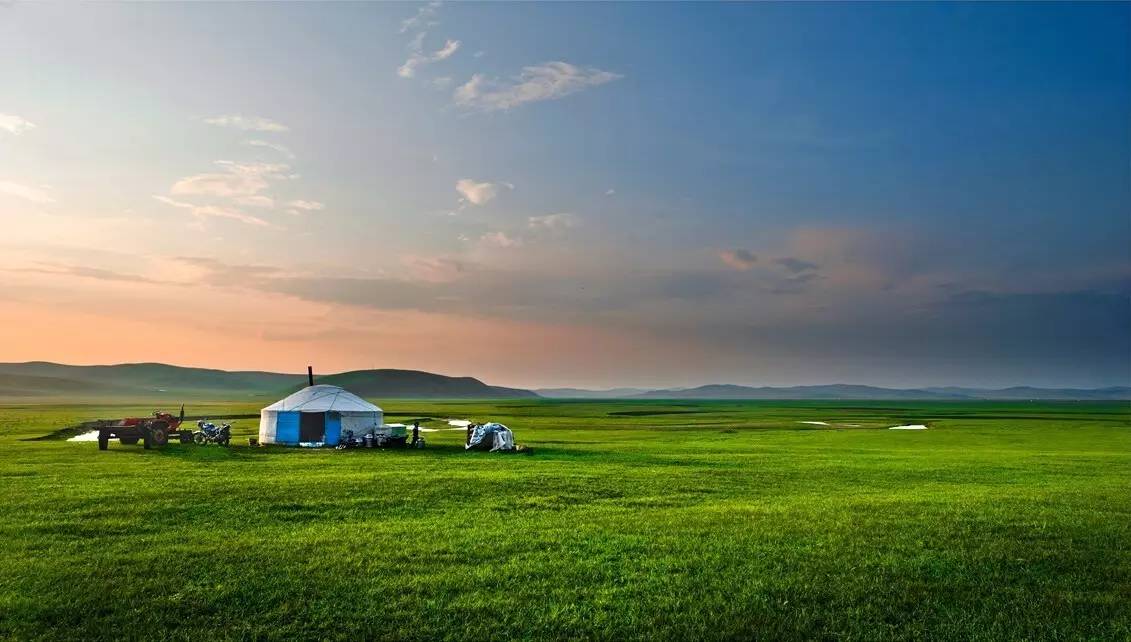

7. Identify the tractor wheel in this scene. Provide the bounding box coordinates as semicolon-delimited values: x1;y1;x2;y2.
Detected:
98;433;109;451
148;422;169;447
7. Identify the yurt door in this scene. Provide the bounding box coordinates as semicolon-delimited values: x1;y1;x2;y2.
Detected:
299;412;326;442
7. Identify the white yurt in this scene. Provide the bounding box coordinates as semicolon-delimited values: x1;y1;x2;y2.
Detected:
258;385;383;446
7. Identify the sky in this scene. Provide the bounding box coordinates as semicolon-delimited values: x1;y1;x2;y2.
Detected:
1;2;1129;389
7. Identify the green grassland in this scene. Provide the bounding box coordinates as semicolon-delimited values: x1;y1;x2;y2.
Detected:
1;399;1128;640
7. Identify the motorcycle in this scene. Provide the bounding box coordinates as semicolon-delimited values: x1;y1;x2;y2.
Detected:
336;430;360;449
193;420;231;446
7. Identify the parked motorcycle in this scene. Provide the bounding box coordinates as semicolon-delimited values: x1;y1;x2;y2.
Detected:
336;430;360;449
193;420;231;446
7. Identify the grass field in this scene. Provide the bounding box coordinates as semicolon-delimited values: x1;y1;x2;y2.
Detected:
1;399;1128;640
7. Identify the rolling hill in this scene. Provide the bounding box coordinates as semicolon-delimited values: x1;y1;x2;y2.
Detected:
0;362;298;398
0;362;537;400
0;362;1125;400
535;387;652;399
301;369;538;399
921;386;1131;400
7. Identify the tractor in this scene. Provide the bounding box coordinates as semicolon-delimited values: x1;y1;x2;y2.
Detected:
97;406;192;450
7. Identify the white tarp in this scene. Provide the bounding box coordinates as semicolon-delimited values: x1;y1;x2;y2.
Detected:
466;422;516;452
491;428;515;452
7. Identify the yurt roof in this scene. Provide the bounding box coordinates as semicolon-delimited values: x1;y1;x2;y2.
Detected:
262;385;382;413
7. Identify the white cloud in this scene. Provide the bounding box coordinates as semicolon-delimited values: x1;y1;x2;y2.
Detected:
433;39;460;60
605;188;616;196
397;59;421;79
171;161;291;199
456;178;510;206
159;161;310;224
400;1;440;34
246;139;296;159
287;200;325;212
398;39;461;78
154;196;270;227
454;62;622;112
0;114;36;135
0;181;55;204
203;115;289;132
528;213;578;231
237;195;275;209
480;231;522;248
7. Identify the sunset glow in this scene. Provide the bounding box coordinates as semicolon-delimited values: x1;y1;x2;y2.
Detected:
2;2;1128;388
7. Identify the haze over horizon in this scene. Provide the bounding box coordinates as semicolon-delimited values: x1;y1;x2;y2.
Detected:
2;2;1129;390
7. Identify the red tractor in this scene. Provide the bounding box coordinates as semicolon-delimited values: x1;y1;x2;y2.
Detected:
98;406;192;450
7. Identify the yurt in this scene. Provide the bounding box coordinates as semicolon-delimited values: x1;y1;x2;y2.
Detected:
259;385;383;446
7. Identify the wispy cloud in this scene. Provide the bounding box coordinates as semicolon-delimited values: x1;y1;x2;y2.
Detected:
400;1;440;34
398;39;461;78
246;139;296;159
171;161;291;199
153;195;270;227
158;159;311;227
0;181;55;204
719;249;758;271
528;213;578;231
397;1;459;80
203;115;289;132
480;231;522;248
237;195;275;209
0;113;36;135
456;178;509;206
605;188;616;196
176;256;282;284
454;62;622;112
287;200;325;214
13;263;164;285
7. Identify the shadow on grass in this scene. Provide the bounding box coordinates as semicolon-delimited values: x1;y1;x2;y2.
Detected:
27;413;260;442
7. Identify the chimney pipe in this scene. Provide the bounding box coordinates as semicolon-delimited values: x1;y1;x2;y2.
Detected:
308;366;314;387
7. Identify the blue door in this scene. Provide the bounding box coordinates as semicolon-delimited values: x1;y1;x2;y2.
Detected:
275;412;300;444
324;412;342;445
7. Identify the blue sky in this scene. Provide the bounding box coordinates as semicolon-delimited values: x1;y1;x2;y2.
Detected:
1;2;1128;388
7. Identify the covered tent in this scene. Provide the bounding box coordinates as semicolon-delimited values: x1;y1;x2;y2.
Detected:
259;385;383;446
465;422;516;452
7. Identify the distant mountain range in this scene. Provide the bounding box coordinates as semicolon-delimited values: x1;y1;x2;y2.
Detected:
0;362;1125;401
534;387;653;399
537;383;1131;401
312;369;536;399
0;362;536;400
